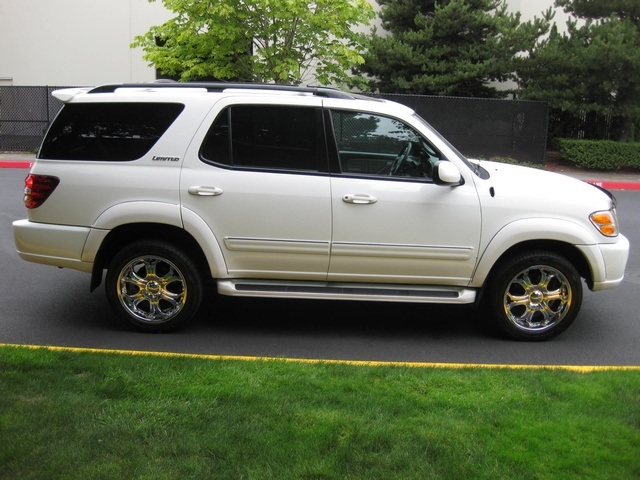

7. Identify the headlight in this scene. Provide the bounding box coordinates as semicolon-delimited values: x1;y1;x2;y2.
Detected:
589;209;619;237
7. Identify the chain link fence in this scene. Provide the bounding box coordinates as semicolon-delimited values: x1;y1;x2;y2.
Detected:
1;86;549;164
0;86;70;151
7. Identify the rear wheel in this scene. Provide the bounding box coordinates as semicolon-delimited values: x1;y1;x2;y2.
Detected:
485;251;583;341
105;240;203;332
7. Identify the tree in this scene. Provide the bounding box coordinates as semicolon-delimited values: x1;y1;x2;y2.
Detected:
517;0;640;141
556;0;640;21
131;0;375;87
358;0;551;97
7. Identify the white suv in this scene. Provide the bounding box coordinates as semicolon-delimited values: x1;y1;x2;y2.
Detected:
13;82;630;340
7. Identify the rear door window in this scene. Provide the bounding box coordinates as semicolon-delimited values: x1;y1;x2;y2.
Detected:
200;105;325;172
39;103;184;161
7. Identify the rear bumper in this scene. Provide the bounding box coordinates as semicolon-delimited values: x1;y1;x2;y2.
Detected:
13;219;93;273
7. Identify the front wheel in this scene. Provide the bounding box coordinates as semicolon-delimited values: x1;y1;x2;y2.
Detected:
105;240;204;332
485;251;583;341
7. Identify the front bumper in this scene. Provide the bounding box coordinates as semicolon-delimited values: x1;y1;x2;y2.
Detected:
582;234;630;291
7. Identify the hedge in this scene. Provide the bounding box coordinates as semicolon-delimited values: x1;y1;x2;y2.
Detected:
556;138;640;170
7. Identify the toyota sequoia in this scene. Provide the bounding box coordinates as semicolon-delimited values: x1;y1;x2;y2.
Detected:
13;82;630;340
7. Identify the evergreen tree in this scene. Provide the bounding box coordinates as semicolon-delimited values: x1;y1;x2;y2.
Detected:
359;0;550;97
517;0;640;141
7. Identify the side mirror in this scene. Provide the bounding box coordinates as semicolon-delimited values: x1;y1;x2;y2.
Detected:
433;161;463;186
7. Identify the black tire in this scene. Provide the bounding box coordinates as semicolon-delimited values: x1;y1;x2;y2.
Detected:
485;251;583;341
105;240;204;332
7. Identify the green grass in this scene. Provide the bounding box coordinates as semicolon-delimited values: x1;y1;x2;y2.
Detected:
1;345;639;480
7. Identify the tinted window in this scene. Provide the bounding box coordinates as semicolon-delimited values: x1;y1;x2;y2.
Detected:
200;105;322;171
200;108;230;166
40;103;184;161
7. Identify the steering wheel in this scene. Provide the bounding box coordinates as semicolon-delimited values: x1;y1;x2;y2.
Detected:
389;142;413;176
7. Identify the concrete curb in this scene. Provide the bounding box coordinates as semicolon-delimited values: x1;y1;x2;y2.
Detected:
2;158;640;191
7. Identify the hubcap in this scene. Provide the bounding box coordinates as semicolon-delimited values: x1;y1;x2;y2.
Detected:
117;255;187;323
503;265;572;332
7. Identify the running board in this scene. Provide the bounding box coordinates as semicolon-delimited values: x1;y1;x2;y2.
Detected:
217;279;476;304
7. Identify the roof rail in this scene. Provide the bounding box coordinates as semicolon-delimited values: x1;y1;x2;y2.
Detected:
87;82;357;99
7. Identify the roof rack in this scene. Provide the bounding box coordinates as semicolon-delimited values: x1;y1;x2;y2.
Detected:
87;82;357;99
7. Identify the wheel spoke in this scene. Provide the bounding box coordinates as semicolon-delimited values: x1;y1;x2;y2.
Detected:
514;273;533;290
143;258;158;277
506;292;530;307
544;287;566;303
538;269;554;289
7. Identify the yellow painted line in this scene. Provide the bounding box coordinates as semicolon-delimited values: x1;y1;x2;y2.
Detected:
2;343;639;373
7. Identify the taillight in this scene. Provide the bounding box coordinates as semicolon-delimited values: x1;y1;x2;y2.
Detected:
23;174;60;209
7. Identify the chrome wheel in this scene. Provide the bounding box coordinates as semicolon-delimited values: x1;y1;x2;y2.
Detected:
117;255;187;323
487;251;582;341
106;240;203;332
503;265;572;332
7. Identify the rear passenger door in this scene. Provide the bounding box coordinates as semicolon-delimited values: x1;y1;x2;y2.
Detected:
180;98;333;280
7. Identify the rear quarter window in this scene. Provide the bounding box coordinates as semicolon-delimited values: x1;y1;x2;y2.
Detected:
39;103;184;161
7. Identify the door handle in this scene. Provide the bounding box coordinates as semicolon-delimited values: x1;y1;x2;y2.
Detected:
188;186;223;196
342;193;377;204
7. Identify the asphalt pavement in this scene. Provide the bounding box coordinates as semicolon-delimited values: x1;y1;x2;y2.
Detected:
2;152;639;366
3;151;640;190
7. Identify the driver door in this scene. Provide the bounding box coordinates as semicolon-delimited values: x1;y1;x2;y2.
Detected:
326;109;482;286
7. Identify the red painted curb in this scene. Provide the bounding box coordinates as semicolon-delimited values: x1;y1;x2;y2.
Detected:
586;180;640;191
0;161;32;169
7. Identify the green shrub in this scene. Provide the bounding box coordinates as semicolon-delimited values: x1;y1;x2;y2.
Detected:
556;138;640;170
489;156;545;169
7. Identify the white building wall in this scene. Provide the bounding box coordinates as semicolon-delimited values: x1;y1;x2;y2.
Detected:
0;0;171;85
506;0;573;26
0;0;568;87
